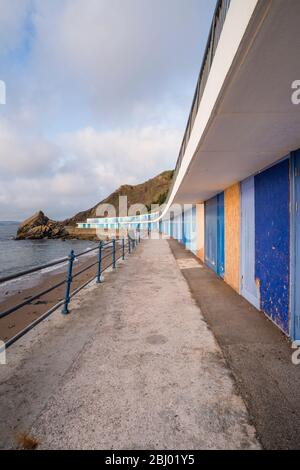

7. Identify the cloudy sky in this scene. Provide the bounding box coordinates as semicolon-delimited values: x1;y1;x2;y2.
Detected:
0;0;215;221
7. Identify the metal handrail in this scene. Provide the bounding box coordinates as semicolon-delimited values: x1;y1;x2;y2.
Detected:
75;240;112;258
166;0;231;204
0;240;113;284
0;235;141;351
0;257;69;284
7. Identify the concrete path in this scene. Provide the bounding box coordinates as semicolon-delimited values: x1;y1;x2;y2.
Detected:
168;239;300;450
0;240;259;450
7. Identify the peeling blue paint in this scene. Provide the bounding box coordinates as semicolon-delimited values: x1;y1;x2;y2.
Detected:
255;159;290;334
290;150;300;341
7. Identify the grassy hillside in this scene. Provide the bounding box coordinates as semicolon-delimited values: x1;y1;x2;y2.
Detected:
64;170;174;226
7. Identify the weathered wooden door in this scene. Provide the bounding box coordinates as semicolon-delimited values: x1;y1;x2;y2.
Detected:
217;193;225;278
205;194;224;277
255;160;290;334
205;196;218;273
291;151;300;342
240;177;259;309
182;209;186;246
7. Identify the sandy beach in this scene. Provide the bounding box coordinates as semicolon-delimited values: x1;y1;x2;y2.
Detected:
0;243;124;344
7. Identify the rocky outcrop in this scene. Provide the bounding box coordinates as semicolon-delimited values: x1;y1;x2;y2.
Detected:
16;211;66;240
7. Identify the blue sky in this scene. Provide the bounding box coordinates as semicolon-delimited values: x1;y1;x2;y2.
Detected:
0;0;216;221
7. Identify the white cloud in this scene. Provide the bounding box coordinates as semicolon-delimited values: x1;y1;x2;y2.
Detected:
61;125;181;179
0;122;181;220
0;0;216;220
26;0;215;124
0;118;60;177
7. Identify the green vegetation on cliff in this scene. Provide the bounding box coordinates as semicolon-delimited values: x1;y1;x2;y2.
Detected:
63;170;174;226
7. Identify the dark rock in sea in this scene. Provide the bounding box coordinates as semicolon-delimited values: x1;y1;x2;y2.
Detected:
16;211;66;240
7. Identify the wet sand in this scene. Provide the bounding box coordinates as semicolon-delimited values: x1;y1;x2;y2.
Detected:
0;243;124;344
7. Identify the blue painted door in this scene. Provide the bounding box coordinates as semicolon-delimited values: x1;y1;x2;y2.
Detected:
255;160;290;335
291;151;300;341
182;209;186;246
205;194;224;277
217;193;225;277
205;197;218;272
240;177;259;309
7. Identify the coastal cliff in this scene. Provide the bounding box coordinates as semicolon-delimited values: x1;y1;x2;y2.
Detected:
16;170;173;240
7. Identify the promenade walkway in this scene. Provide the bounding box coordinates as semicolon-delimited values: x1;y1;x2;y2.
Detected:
168;239;300;450
0;239;259;450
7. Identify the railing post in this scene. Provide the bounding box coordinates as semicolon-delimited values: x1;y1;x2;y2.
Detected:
113;239;116;269
96;241;103;284
138;231;141;244
62;250;75;315
128;237;131;254
122;237;125;260
132;238;135;251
